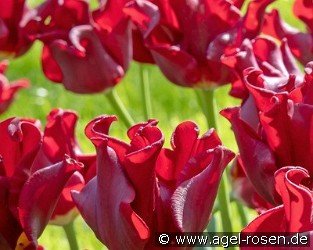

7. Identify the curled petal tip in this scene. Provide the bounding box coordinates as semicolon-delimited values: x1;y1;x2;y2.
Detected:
85;115;117;140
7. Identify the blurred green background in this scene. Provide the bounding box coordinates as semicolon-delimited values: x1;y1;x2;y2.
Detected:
1;0;302;249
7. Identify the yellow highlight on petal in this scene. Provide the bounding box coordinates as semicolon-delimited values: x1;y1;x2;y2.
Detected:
15;233;31;250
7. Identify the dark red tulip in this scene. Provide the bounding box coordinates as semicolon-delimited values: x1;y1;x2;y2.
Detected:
72;116;234;249
222;36;302;99
0;60;29;114
241;167;313;249
127;0;274;87
0;116;83;249
221;61;313;208
26;0;132;93
263;2;313;65
0;0;33;56
155;122;235;233
38;109;96;225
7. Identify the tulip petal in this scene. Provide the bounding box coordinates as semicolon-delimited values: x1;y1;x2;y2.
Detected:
150;45;201;86
275;167;313;232
47;25;124;93
50;172;85;225
293;0;313;33
43;109;79;162
0;118;41;177
72;143;149;250
221;107;278;204
0;177;21;249
243;205;285;232
172;146;234;232
18;156;83;244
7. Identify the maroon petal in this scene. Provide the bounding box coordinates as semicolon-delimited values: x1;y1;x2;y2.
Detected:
242;0;275;38
150;45;201;86
280;39;302;76
243;205;285;232
0;177;21;249
0;0;33;56
221;39;258;98
42;45;63;83
263;9;313;65
0;65;29;115
72;142;149;250
85;115;128;158
258;95;294;167
293;0;313;33
171;146;234;232
124;0;159;63
124;0;160;38
123;121;164;227
221;107;278;205
43;108;80;163
156;121;199;183
18;156;83;244
285;33;313;66
0;118;41;177
230;157;273;212
0;60;8;74
275;167;313;232
50;172;85;225
287;103;313;173
46;25;124;93
86;116;164;227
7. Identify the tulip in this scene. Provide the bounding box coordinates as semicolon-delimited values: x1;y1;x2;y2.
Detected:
221;60;313;208
127;0;275;87
0;0;33;57
39;108;96;225
155;121;235;233
222;36;302;99
25;0;132;94
0;60;29;114
263;1;313;65
241;167;313;249
0;117;83;249
72;116;234;249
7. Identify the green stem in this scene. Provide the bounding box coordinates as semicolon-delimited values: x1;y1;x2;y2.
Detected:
195;88;233;232
206;214;217;232
140;65;152;120
235;201;249;227
217;175;233;232
106;89;135;128
194;89;217;129
63;221;79;250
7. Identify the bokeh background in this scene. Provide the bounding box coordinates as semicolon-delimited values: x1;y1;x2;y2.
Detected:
2;0;302;248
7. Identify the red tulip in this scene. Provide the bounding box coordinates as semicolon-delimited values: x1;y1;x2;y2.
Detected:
0;60;29;114
26;0;132;93
221;61;313;208
155;122;235;234
0;117;83;249
241;167;313;249
127;0;274;87
0;0;33;57
222;36;301;99
38;109;96;225
263;2;313;65
72;116;234;249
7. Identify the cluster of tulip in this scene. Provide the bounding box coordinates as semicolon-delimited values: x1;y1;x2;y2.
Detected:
1;0;313;249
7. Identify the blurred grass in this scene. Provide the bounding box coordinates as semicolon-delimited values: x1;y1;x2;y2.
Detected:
1;0;301;249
